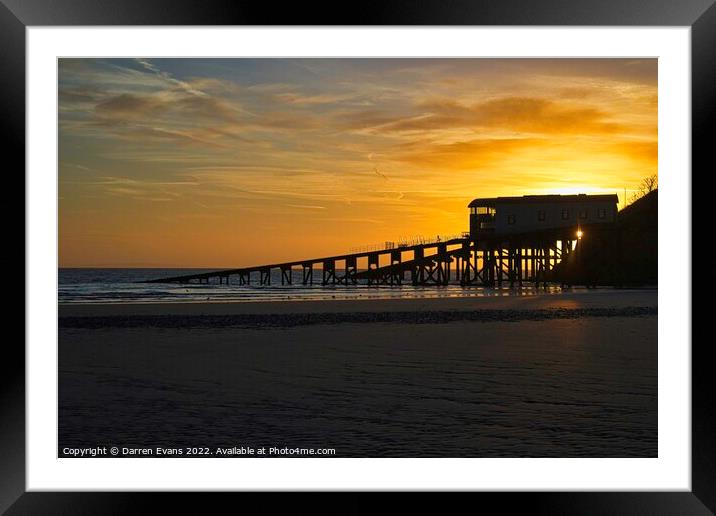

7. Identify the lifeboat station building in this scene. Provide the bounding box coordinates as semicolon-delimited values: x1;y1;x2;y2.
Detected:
469;193;619;239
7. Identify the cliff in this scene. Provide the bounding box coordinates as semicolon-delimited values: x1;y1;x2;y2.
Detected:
554;190;658;287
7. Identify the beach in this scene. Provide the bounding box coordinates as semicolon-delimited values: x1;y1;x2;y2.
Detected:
59;289;657;457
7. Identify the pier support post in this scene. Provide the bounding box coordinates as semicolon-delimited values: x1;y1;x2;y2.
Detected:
281;267;292;285
505;247;511;286
343;256;358;285
413;248;425;285
302;263;313;286
367;253;379;286
322;259;336;285
390;250;402;285
516;247;522;287
488;249;496;287
260;268;271;286
497;247;503;287
437;243;448;285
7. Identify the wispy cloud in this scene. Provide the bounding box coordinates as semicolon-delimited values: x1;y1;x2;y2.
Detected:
342;96;624;136
135;58;208;97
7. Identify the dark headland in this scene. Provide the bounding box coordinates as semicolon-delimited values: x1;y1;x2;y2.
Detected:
556;190;657;287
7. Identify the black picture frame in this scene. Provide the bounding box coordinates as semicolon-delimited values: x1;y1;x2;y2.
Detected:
4;0;709;512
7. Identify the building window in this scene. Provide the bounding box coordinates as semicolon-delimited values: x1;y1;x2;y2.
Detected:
579;209;588;219
471;206;495;216
561;208;569;220
537;210;546;221
507;214;516;225
598;208;607;219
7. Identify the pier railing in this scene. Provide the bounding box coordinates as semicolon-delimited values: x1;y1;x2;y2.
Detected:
349;233;470;254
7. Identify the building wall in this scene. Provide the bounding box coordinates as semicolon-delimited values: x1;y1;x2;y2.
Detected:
493;199;617;234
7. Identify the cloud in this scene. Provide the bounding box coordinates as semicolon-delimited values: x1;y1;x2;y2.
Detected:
59;86;105;104
342;96;624;136
246;111;320;130
607;140;658;165
93;91;242;124
171;95;242;123
472;96;623;135
95;93;167;119
393;137;543;169
335;109;402;132
80;175;199;203
373;166;389;180
274;92;355;105
135;58;207;97
286;204;327;210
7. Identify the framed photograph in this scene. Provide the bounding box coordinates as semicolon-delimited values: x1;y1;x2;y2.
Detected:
6;0;709;512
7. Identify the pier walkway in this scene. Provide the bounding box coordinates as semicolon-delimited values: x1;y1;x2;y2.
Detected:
146;237;471;286
146;223;594;288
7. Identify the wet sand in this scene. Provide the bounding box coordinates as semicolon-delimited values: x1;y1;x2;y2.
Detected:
58;290;657;457
59;288;656;317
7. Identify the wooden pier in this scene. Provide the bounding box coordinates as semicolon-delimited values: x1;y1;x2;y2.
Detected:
146;237;468;286
145;225;598;287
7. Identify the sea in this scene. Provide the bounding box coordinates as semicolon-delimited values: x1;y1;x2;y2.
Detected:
58;268;564;304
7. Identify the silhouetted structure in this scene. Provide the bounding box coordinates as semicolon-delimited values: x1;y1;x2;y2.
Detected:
555;190;657;287
146;191;655;288
147;236;470;287
469;194;617;236
461;194;619;287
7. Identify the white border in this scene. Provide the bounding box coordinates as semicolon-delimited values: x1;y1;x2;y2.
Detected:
27;27;691;491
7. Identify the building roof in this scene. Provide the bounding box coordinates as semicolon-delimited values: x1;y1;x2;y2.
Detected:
468;193;619;208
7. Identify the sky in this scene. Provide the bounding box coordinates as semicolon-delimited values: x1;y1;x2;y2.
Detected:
59;58;657;268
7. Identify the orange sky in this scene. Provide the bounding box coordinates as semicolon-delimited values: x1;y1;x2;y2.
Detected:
59;58;657;268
